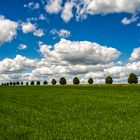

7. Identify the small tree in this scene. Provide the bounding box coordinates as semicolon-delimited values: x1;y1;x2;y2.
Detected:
73;77;80;85
36;81;40;85
21;81;23;85
43;81;48;85
88;78;93;84
59;77;67;85
51;79;57;85
30;81;34;85
105;76;113;84
13;82;16;86
128;73;138;84
26;82;28;86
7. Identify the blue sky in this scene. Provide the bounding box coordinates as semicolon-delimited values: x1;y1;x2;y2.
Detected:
0;0;140;83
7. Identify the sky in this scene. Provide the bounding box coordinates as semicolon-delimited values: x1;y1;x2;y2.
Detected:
0;0;140;84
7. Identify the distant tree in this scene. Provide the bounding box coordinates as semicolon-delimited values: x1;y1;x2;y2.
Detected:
10;82;13;86
88;78;93;84
128;73;138;84
36;81;40;85
43;81;48;85
16;81;20;85
51;79;57;85
1;83;3;86
73;77;80;85
7;83;9;86
13;82;16;86
30;81;34;85
59;77;67;85
105;76;113;84
26;82;28;86
21;81;23;85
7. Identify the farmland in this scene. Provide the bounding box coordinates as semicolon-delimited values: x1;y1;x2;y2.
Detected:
0;85;140;139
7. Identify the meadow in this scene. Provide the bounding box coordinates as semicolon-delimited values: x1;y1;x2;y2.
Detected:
0;85;140;140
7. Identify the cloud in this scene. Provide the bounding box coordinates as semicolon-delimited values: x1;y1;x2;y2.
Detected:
121;15;139;25
34;29;44;37
45;0;62;14
39;38;121;65
18;44;27;50
24;2;40;10
21;22;44;37
129;47;140;62
21;22;36;33
61;1;74;22
51;29;71;38
0;16;18;45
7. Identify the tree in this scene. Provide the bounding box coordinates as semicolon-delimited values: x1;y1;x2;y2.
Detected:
13;82;16;86
26;82;28;86
88;78;93;84
16;81;20;85
21;81;23;85
73;77;80;85
105;76;113;84
128;73;138;84
43;81;48;85
51;79;57;85
59;77;67;85
10;82;13;86
36;81;40;85
30;81;34;85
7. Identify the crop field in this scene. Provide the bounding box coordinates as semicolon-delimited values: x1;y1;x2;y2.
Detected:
0;85;140;140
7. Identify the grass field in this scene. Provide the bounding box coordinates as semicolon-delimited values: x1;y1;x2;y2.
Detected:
0;85;140;140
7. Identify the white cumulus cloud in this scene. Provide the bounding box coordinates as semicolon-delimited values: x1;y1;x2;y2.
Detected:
0;16;18;45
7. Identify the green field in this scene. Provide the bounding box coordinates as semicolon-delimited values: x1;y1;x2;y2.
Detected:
0;85;140;140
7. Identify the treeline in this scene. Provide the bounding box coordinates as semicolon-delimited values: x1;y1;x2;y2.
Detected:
1;73;138;86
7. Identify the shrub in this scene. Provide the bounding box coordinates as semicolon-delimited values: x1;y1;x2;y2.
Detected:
128;73;138;84
88;78;93;84
51;79;57;85
105;76;113;84
59;77;67;85
73;77;80;85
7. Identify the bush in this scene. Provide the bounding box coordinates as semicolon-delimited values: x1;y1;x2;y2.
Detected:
51;79;57;85
73;77;80;85
128;73;138;84
88;78;93;84
59;77;67;85
36;81;40;85
30;81;34;85
105;76;113;84
43;81;48;85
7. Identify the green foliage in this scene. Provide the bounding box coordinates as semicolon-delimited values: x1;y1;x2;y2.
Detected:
128;73;138;84
0;85;140;139
30;81;34;85
105;76;113;84
51;79;57;85
88;78;93;84
36;81;40;85
16;81;20;85
43;81;48;85
26;82;28;86
59;77;67;85
73;77;80;85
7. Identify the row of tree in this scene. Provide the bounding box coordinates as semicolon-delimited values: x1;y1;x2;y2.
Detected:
1;73;138;86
